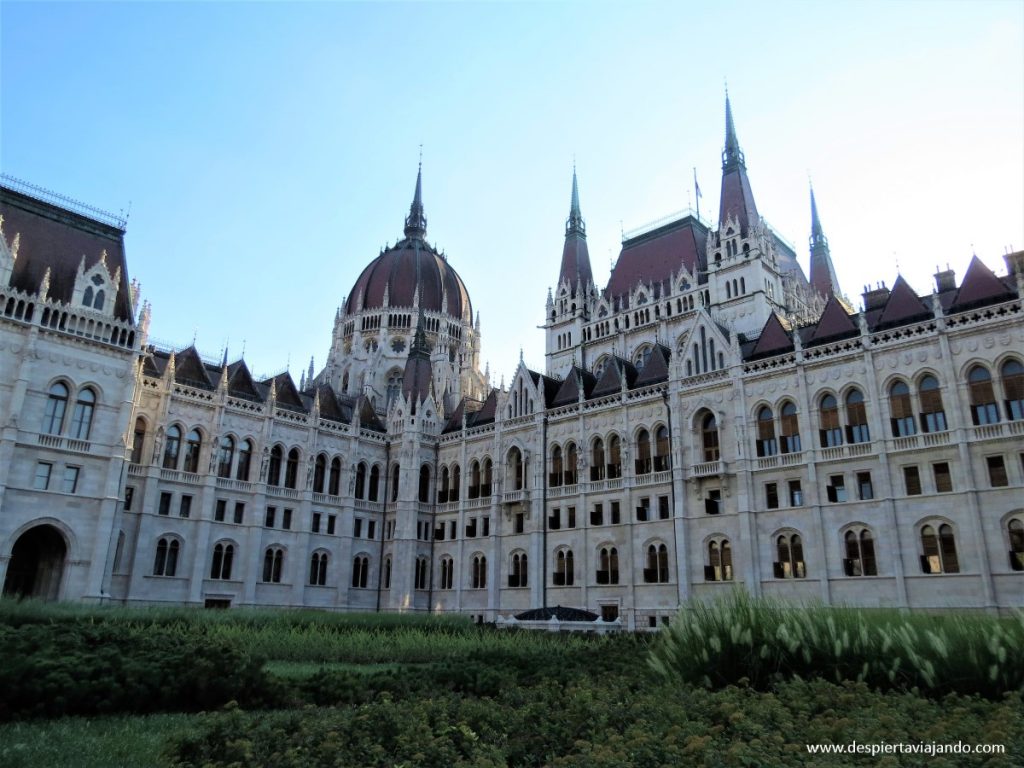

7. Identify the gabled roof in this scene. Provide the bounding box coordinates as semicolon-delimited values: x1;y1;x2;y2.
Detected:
873;275;931;330
226;360;261;401
949;256;1015;312
142;352;165;378
174;346;214;389
266;372;304;411
634;344;671;387
527;368;562;407
606;216;709;300
591;356;638;398
807;294;859;345
357;395;386;432
551;366;597;407
442;397;467;433
472;389;499;426
315;385;353;424
747;313;793;360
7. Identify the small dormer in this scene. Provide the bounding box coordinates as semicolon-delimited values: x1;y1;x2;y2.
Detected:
72;250;120;316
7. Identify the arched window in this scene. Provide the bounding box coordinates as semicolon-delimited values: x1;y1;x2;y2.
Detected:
507;447;524;490
386;371;403;410
419;464;431;503
968;366;999;425
267;445;283;486
756;406;777;457
328;457;341;496
153;537;180;577
843;528;878;576
383;557;392;589
701;413;720;462
1008;518;1024;571
210;542;234;580
183;429;202;474
314;454;327;493
921;523;959;574
390;463;400;502
471;555;487;589
654;426;670;472
644;543;671;583
236;439;253;481
70;387;96;440
889;381;915;437
414;557;429;590
94;289;105;310
819;394;841;447
42;382;69;435
217;436;235;479
550;446;563;487
918;375;946;433
369;465;381;501
355;462;367;498
352;555;369;588
439;556;454;590
608;434;622;479
163;425;181;469
83;286;94;307
635;430;652;475
309;551;328;586
509;552;528;588
597;546;619;584
564;443;578;485
774;533;806;578
481;457;493;496
705;539;733;582
284;448;300;488
590;438;605;481
130;417;147;464
845;389;870;443
634;346;652;371
262;547;284;583
779;402;800;453
554;549;574;586
1001;360;1024;420
450;464;461;502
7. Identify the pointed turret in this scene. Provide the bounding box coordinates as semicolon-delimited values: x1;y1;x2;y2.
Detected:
402;310;433;404
557;167;594;294
718;92;759;234
403;162;427;240
808;185;841;298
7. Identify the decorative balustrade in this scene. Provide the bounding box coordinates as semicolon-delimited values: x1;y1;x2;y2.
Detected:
503;489;527;504
127;462;146;476
216;477;253;493
267;486;301;500
160;468;201;485
691;460;723;477
35;433;92;455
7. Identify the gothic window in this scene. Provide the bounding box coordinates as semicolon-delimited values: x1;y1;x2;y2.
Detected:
237;439;253;481
845;389;870;443
819;394;842;447
355;462;367;498
967;365;999;425
550;445;563;487
210;542;234;580
644;543;671;583
1008;518;1024;571
69;387;96;440
369;464;381;501
352;555;369;588
481;458;493;495
329;457;341;495
153;537;180;577
509;551;528;588
386;371;403;410
309;551;328;586
42;382;69;435
634;346;652;371
450;464;460;502
608;434;622;479
590;438;605;481
635;430;652;475
390;463;400;502
268;445;283;486
779;401;800;453
217;436;235;479
918;375;947;433
1001;359;1024;420
554;548;574;586
471;554;487;589
131;417;147;464
774;533;806;579
163;425;181;469
654;426;670;471
469;460;481;498
439;556;454;589
843;528;878;576
756;406;777;457
889;380;915;437
920;523;959;574
507;447;524;490
597;546;619;584
564;443;578;485
705;539;733;582
701;412;720;462
314;454;327;493
415;557;428;590
262;547;284;583
284;448;300;488
183;429;202;474
419;464;431;503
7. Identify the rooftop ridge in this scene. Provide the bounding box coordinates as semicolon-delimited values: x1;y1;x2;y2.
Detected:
1;174;127;230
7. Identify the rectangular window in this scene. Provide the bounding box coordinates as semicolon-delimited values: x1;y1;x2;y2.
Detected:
282;508;292;529
826;475;847;503
265;506;277;528
658;495;670;520
368;520;376;539
933;462;953;493
482;517;489;536
987;456;1009;488
705;489;721;515
124;486;135;511
233;502;245;524
62;466;80;494
215;499;227;522
33;462;52;490
765;482;779;509
466;517;477;538
636;497;650;522
549;507;561;530
903;466;922;496
178;494;192;518
327;514;336;535
788;480;803;506
567;506;576;528
449;520;456;539
591;503;604;526
312;512;321;533
857;472;873;500
611;501;621;524
514;512;525;534
354;518;363;538
159;492;172;516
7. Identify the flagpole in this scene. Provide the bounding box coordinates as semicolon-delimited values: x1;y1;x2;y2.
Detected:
693;167;701;221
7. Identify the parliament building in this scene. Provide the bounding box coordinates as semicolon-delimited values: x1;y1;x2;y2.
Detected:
2;97;1022;625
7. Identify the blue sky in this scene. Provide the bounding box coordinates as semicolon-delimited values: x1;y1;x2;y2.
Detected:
2;1;1022;385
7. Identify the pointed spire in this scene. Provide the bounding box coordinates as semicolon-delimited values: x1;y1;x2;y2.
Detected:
402;308;433;404
810;184;826;245
717;90;758;235
403;160;427;239
557;166;594;293
307;356;315;387
723;89;745;170
808;184;841;298
566;165;585;237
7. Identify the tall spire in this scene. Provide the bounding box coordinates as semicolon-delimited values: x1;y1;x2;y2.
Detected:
808;184;841;298
557;166;593;294
722;89;745;170
404;161;427;240
402;308;433;404
717;90;758;234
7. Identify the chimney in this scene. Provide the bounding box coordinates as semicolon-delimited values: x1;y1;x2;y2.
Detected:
862;282;890;311
934;266;957;293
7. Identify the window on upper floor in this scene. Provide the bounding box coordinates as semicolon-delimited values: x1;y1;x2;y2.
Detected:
756;406;777;457
779;402;801;453
267;445;283;486
183;429;202;474
635;429;652;475
701;413;720;462
131;418;146;464
987;455;1009;487
933;462;953;493
819;394;842;447
644;543;670;583
284;448;300;489
968;365;999;425
237;439;253;481
70;388;96;440
314;454;327;494
889;381;915;437
553;548;574;586
918;375;946;433
217;436;235;479
845;388;870;443
42;382;69;435
1001;359;1024;420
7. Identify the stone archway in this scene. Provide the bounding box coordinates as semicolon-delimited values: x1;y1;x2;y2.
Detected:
3;524;67;600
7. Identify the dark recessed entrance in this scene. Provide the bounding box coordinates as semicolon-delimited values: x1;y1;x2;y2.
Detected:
3;525;67;600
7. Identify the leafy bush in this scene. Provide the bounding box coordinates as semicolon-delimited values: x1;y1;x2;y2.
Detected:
649;591;1024;697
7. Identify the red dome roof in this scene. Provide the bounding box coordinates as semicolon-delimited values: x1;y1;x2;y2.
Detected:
344;236;472;321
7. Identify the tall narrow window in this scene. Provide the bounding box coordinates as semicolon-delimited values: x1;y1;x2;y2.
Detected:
369;465;380;501
482;458;493;496
314;454;327;493
705;539;733;581
450;464;461;501
355;463;367;498
918;375;946;433
509;552;528;588
236;439;253;481
153;538;180;577
131;418;147;464
267;446;283;486
390;463;400;502
779;402;800;453
701;413;720;462
845;389;870;443
554;549;574;585
1008;519;1024;571
508;447;524;490
469;460;482;498
968;366;999;425
183;429;202;474
933;462;953;493
42;382;69;435
163;425;181;469
1001;360;1024;420
921;524;959;574
756;406;777;457
889;381;915;437
70;388;96;440
329;457;341;495
608;435;622;478
471;555;487;588
217;436;235;479
351;555;369;588
309;551;328;586
550;446;563;487
819;394;842;447
645;543;671;583
210;543;234;580
774;533;806;578
635;430;652;475
564;444;577;485
262;547;284;583
843;529;878;576
419;464;432;503
654;426;670;471
590;438;605;481
903;465;922;495
284;448;300;489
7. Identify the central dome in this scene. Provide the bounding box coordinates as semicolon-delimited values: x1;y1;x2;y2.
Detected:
343;166;472;321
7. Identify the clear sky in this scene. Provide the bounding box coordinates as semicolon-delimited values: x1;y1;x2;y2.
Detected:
2;1;1022;386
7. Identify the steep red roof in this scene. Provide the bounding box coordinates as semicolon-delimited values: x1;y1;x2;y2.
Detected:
949;256;1015;312
875;275;931;329
634;344;671;387
808;295;858;344
174;346;214;389
606;217;708;299
719;165;759;234
749;313;793;358
591;357;638;398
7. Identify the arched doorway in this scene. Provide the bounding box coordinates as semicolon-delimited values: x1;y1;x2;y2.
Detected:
3;525;67;600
